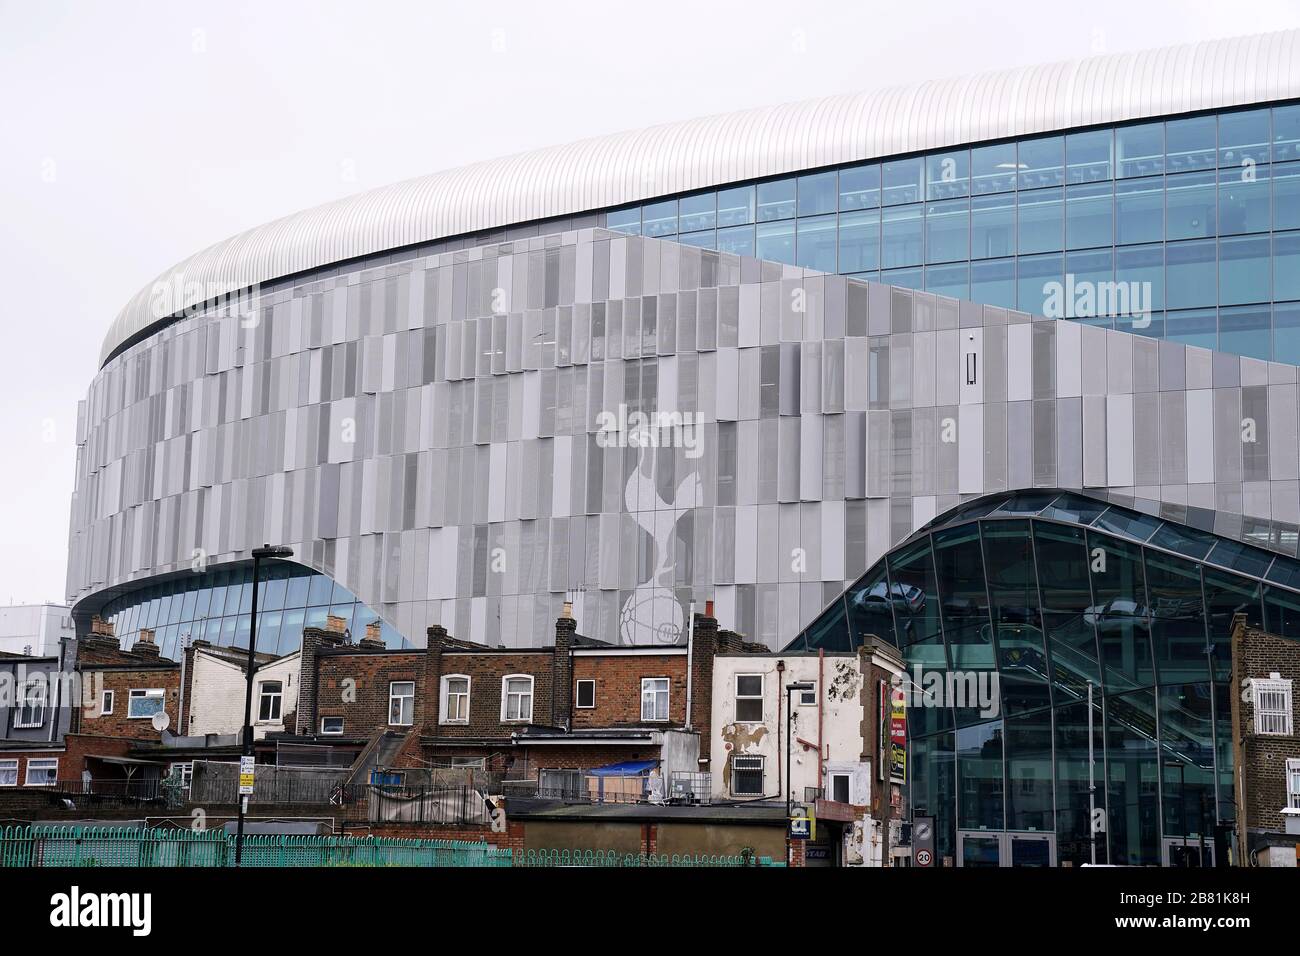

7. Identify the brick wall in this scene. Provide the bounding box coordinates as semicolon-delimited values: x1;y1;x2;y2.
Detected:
1231;617;1300;839
315;649;426;739
571;652;688;727
77;666;181;740
425;645;556;741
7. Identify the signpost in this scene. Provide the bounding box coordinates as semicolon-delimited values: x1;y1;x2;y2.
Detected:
913;814;935;867
238;754;255;796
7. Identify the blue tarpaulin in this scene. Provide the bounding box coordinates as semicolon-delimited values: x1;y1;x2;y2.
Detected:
587;760;658;777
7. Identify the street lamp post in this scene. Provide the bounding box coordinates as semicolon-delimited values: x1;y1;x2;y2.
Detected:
234;544;293;867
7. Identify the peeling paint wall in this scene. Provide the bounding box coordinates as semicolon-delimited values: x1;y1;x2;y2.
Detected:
710;654;864;802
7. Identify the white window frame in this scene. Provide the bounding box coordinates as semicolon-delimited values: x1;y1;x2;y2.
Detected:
731;754;765;796
257;680;283;723
169;761;193;792
1288;758;1300;811
24;758;58;787
641;677;670;722
127;688;165;720
501;675;534;722
735;673;764;723
828;770;853;804
100;690;114;716
798;683;818;707
0;759;17;787
1252;677;1294;736
575;678;596;709
320;716;344;736
14;680;47;729
440;674;471;724
388;681;415;726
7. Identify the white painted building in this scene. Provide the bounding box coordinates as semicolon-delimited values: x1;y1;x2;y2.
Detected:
184;647;301;740
0;603;74;657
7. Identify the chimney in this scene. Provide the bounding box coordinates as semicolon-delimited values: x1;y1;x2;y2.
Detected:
133;628;160;658
553;605;577;730
359;621;386;650
424;624;449;737
690;602;720;767
325;614;348;637
296;622;347;735
83;615;120;651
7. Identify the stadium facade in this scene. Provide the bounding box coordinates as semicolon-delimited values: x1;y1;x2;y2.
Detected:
65;29;1300;864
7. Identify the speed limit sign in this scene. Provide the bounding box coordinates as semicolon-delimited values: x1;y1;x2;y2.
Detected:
915;848;933;867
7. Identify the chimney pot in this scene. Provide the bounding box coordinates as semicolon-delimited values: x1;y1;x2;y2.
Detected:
704;600;714;618
325;614;347;635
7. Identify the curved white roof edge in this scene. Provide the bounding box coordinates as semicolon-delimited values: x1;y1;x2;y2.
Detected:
103;28;1300;365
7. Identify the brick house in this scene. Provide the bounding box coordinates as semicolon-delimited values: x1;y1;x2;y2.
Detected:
75;623;181;741
1229;613;1300;867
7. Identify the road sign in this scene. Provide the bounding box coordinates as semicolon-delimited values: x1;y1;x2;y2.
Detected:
915;848;933;866
913;814;935;867
789;815;811;840
238;755;255;795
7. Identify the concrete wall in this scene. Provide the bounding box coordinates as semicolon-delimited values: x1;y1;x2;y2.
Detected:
709;653;865;802
0;605;73;657
187;650;300;740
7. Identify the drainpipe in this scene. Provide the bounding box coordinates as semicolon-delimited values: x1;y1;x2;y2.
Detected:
684;601;695;730
817;649;825;787
776;660;785;804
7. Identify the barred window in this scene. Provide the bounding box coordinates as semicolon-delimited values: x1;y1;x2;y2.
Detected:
1288;759;1300;811
1253;677;1294;736
731;754;765;796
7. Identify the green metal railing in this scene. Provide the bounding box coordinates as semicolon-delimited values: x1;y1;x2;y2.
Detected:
0;825;512;868
514;848;784;867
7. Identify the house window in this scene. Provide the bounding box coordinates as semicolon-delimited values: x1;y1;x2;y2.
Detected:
575;678;596;709
1288;758;1300;811
389;682;415;726
441;675;470;724
25;758;58;787
501;675;534;722
1253;676;1294;735
731;755;764;796
735;674;764;722
169;762;193;791
127;688;165;719
257;681;283;722
0;760;17;787
641;678;670;722
14;680;47;728
829;771;852;804
450;756;486;769
799;683;817;706
320;716;344;735
100;690;114;715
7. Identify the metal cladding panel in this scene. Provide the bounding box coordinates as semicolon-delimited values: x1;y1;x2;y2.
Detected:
103;29;1300;364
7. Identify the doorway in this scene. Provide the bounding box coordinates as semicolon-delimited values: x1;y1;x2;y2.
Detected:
956;830;1057;867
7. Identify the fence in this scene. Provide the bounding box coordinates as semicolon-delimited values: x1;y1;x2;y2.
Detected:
189;761;350;805
514;848;783;867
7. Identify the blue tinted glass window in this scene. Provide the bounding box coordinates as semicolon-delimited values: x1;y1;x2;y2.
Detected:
284;574;310;608
1093;507;1161;541
1274;302;1300;365
192;587;211;620
605;206;641;235
838;164;880;210
1275;104;1300;162
716;224;755;257
1219;235;1270;305
224;583;244;615
845;563;897;648
1164;308;1217;350
678;193;716;233
1064;250;1114;320
1165;171;1217;240
755;219;795;264
1066;129;1112;183
180;590;198;621
797;171;837;216
926;150;969;200
1166;240;1217;309
881;158;923;205
261;576;287;611
795;214;837;271
881;266;923;291
1018;188;1064;253
1218;164;1271;235
1065;182;1113;249
1220;107;1271;167
717;185;755;226
1016;253;1063;315
970;193;1014;259
925;198;968;263
677;230;715;249
1274;161;1300;230
1116;122;1164;178
1219;304;1272;360
756;179;796;221
1264;585;1300;641
641;199;677;237
1165;115;1217;172
1115;176;1164;244
881;204;923;267
924;263;969;300
278;608;305;656
1018;136;1064;189
1275;231;1300;301
307;574;333;606
971;142;1017;194
1116;244;1164;312
1148;522;1218;560
970;258;1015;308
838;210;879;272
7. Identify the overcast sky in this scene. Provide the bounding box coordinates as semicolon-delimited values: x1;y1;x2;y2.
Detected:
1;0;1298;606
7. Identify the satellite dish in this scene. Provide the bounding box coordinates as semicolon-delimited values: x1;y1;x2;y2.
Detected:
151;711;171;732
